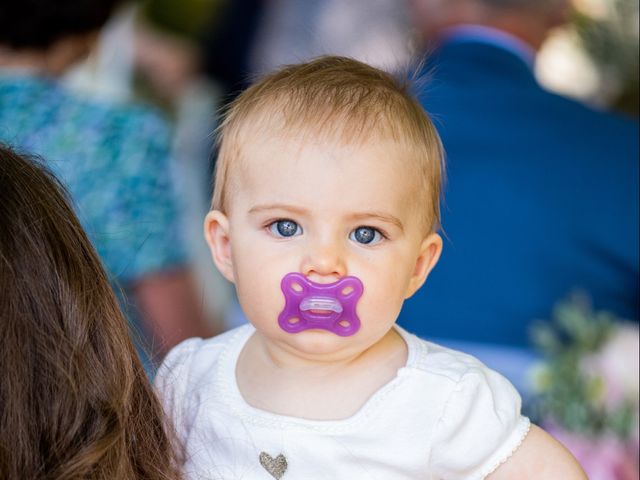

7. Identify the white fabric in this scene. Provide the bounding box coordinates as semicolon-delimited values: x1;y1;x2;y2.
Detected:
156;324;531;480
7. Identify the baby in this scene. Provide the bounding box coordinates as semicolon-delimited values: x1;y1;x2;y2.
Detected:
156;56;586;479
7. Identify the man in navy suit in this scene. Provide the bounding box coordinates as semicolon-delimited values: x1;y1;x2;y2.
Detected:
400;0;639;387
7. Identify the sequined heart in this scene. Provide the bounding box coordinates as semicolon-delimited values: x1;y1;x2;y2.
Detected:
259;452;288;479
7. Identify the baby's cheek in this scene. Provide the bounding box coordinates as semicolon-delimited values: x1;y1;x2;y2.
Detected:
236;275;279;321
364;276;408;318
358;290;392;324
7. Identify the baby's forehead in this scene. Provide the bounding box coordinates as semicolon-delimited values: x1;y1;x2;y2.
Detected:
231;131;423;211
235;125;415;172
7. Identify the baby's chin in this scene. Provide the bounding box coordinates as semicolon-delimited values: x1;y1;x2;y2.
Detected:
276;328;364;359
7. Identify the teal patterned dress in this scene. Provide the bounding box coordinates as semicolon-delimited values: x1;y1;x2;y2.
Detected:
0;73;187;281
0;73;188;365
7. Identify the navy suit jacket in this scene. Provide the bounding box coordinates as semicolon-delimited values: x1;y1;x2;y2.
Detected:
398;39;639;347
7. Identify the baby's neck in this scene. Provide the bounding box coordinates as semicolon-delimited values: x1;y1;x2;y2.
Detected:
235;328;408;420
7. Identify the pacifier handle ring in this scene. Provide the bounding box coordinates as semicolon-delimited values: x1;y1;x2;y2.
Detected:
282;273;308;296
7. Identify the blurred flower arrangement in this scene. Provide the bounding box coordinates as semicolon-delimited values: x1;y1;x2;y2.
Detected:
529;295;639;480
573;0;639;115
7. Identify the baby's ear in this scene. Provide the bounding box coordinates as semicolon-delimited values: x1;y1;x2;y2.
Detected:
204;210;235;283
405;232;442;298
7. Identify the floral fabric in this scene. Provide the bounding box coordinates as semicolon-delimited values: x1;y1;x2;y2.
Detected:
0;74;187;284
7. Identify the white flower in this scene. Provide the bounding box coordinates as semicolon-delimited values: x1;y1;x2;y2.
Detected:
580;324;639;410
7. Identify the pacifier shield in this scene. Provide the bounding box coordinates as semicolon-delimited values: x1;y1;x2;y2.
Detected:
278;272;364;336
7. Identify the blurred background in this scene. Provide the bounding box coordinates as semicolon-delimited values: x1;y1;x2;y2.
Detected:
1;0;637;477
63;0;638;341
128;0;640;113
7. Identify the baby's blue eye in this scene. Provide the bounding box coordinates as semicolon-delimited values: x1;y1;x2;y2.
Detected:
350;226;382;245
270;219;302;237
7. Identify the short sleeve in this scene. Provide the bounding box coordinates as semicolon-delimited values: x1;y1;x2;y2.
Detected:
154;338;203;442
429;366;531;479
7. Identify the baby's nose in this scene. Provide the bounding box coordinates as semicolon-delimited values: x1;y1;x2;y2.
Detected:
301;240;346;283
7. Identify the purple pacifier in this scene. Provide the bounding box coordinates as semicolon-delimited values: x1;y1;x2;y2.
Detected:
278;272;364;336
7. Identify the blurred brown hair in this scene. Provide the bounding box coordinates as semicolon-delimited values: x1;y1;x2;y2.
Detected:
0;144;181;479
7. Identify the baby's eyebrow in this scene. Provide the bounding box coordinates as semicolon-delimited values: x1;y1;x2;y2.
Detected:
248;204;309;216
349;212;404;231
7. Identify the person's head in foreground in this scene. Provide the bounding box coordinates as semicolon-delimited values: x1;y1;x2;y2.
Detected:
0;144;180;479
196;56;586;478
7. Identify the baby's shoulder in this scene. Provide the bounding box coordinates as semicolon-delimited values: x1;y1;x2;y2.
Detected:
402;333;524;423
402;332;520;401
408;334;488;382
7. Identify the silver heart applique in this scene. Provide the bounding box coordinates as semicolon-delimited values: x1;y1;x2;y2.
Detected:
259;451;288;479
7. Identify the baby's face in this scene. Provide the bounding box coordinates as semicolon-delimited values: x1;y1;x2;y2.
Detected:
207;132;441;359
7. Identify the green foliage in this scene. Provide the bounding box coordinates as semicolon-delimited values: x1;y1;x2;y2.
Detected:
572;0;639;116
140;0;223;38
